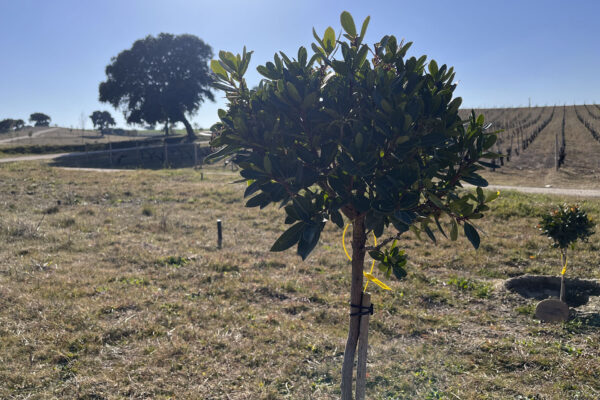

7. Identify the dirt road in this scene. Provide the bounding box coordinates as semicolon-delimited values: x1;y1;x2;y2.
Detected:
2;152;600;197
482;184;600;198
0;127;59;144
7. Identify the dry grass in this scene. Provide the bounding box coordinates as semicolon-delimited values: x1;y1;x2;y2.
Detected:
1;162;599;399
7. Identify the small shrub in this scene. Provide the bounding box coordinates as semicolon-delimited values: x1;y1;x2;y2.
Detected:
539;204;595;250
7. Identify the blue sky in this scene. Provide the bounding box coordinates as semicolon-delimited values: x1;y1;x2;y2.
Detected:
1;0;599;129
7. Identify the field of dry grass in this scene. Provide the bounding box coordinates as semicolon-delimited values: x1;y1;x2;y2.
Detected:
1;162;599;399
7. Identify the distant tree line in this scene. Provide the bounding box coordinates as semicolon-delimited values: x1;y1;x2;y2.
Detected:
0;118;25;133
0;113;53;133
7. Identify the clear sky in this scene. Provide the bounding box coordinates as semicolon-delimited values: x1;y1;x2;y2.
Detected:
1;0;599;129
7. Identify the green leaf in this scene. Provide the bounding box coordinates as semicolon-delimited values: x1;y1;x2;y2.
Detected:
450;219;458;241
476;187;484;203
323;27;336;53
211;60;228;80
369;250;384;261
427;192;444;209
286;82;302;102
423;224;437;244
464;222;480;249
428;60;438;76
297;223;322;260
435;217;448;239
486;190;500;202
356;45;368;68
340;11;357;36
246;192;271;208
330;209;344;228
263;155;272;174
312;27;325;49
271;222;305;252
462;173;488;187
359;16;370;39
392;265;407;280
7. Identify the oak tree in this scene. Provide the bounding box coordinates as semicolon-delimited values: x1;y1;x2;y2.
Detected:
29;112;51;127
99;33;214;140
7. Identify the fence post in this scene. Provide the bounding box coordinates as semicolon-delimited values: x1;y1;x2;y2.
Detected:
194;142;198;168
109;140;113;168
164;139;168;168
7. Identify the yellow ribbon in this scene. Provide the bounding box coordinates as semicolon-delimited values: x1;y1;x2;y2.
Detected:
342;224;389;291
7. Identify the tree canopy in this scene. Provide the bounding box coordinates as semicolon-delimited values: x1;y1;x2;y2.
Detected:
209;11;499;398
89;111;116;132
99;33;214;139
0;118;24;132
29;113;51;127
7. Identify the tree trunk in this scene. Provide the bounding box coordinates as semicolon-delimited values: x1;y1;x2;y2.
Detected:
341;215;367;400
180;114;196;141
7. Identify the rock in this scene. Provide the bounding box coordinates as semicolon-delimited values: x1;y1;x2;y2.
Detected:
535;299;569;322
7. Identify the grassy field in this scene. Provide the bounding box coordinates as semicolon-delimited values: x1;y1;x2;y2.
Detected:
1;162;599;399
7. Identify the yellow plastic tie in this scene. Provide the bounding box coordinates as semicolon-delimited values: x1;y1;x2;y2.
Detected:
363;272;391;290
560;252;568;275
342;224;379;292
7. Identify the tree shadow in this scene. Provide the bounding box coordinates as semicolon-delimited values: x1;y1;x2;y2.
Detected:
49;141;211;170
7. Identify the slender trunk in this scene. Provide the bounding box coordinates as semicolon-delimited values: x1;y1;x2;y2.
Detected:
180;114;196;141
341;215;367;400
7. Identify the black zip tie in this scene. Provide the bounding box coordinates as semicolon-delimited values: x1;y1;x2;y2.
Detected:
350;303;373;316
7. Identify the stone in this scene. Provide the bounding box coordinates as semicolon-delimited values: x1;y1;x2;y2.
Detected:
535;298;569;322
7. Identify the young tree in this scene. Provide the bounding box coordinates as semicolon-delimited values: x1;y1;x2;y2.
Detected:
29;112;51;127
209;12;498;399
89;110;116;133
99;33;214;140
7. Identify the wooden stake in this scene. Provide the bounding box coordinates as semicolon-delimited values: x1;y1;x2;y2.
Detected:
555;131;559;170
355;292;371;400
217;219;222;249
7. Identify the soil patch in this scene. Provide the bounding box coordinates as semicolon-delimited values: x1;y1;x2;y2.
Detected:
505;274;600;307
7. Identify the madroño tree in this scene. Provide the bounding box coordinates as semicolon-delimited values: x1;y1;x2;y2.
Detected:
89;110;116;133
209;12;499;399
99;33;214;140
29;112;51;127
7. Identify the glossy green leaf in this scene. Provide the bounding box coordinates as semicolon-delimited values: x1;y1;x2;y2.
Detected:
211;60;228;80
323;27;336;52
271;222;305;252
359;16;370;39
450;218;458;241
464;222;480;249
340;11;357;36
